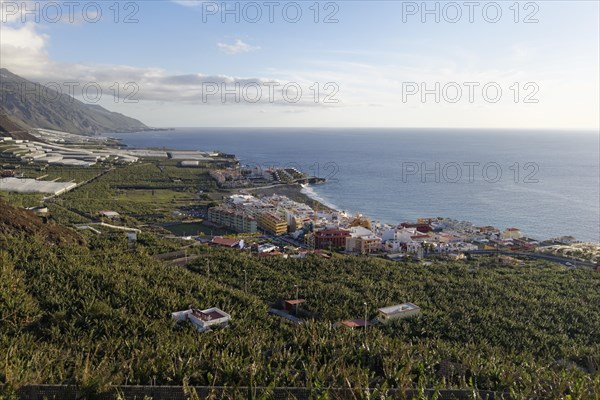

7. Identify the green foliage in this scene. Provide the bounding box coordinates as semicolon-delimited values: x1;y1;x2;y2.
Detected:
0;235;599;398
51;162;217;225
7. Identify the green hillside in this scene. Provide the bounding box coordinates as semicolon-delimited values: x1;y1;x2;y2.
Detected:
1;224;599;398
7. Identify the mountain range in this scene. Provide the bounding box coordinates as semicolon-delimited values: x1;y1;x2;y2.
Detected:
0;68;149;137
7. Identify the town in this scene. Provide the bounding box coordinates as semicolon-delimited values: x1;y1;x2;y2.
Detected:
205;193;598;268
1;131;598;270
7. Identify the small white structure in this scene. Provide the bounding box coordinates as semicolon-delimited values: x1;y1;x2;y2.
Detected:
172;307;231;332
377;303;420;323
258;244;278;253
180;160;200;167
99;210;120;219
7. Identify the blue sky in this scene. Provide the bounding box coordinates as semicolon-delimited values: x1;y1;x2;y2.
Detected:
1;0;599;128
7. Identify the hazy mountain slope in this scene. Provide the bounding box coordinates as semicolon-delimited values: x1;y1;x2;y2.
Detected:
0;113;41;141
0;68;149;136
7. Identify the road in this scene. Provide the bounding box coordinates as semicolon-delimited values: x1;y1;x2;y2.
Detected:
466;250;597;269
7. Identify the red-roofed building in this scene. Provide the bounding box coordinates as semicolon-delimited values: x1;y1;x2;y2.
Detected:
315;229;351;249
400;222;432;233
284;299;305;314
210;236;240;248
339;318;370;329
410;234;430;241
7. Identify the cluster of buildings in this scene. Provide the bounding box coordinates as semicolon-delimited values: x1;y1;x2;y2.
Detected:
171;301;421;334
208;195;540;257
208;194;316;235
209;166;306;188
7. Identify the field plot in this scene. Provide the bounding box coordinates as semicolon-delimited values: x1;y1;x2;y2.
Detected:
54;162;221;224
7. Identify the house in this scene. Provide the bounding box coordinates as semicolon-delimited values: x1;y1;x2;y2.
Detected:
257;251;288;258
257;243;278;253
345;226;381;254
283;299;305;315
172;307;231;332
210;236;241;248
346;235;381;254
382;227;419;243
339;318;370;329
501;228;523;240
349;215;372;230
447;252;466;261
377;303;420;323
400;222;432;233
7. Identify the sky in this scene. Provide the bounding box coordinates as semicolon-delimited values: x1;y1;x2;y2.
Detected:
1;0;599;129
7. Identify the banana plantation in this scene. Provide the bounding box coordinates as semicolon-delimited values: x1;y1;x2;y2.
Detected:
1;233;599;399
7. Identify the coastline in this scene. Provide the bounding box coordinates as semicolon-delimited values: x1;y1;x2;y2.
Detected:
112;129;599;242
248;183;336;213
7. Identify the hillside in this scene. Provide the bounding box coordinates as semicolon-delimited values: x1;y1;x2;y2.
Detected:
0;197;81;244
0;114;40;142
0;228;598;398
0;68;149;136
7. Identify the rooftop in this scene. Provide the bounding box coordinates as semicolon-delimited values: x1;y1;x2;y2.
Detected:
191;308;228;321
285;299;306;306
378;303;420;316
211;236;240;247
340;318;369;328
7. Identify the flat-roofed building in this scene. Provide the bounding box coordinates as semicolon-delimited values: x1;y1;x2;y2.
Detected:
377;303;420;323
258;212;287;236
345;236;381;254
208;206;257;233
171;307;231;332
339;318;370;329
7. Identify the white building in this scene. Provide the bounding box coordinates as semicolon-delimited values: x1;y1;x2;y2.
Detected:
382;227;421;244
377;303;420;323
501;228;524;240
172;307;231;332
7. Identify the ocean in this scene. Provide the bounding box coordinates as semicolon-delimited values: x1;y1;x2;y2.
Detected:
114;128;600;242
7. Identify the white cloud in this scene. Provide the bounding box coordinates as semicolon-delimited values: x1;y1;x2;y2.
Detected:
0;23;50;75
0;23;329;108
217;39;260;55
0;7;597;129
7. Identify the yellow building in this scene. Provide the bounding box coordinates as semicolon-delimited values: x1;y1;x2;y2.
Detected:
349;215;372;230
258;212;288;236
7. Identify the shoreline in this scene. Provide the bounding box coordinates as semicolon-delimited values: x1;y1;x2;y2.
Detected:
110;132;599;243
246;183;336;213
